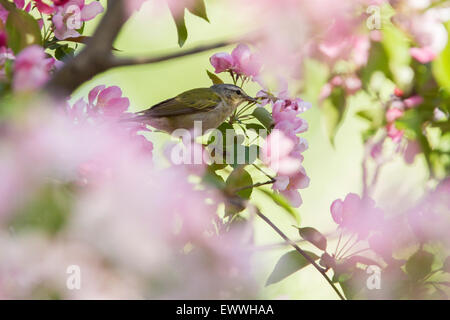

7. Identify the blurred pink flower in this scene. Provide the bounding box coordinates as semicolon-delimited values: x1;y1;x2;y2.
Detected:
261;129;302;175
386;123;404;143
13;45;54;92
344;76;362;95
386;107;404;123
403;95;424;109
34;0;56;14
0;0;29;23
52;0;104;40
403;139;421;164
410;47;437;63
330;193;384;239
0;5;7;24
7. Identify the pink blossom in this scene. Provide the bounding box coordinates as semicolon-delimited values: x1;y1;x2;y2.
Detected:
210;44;262;78
210;53;234;73
231;44;262;77
404;139;421;164
410;47;437;63
403;95;424;109
369;139;384;160
330;199;344;224
344;76;362;95
34;0;56;14
272;100;309;134
89;85;130;117
330;193;384;239
386;123;404;143
0;0;31;24
0;5;8;24
386;107;404;122
273;167;310;208
52;0;104;40
13;45;54;92
261;129;302;175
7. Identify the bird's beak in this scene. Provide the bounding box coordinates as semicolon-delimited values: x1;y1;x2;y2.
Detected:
245;95;257;103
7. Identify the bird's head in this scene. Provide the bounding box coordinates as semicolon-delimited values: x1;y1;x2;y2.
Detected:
211;84;256;106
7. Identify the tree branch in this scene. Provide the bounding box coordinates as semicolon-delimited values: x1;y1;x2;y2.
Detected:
45;0;128;97
44;0;233;98
253;207;346;300
111;41;232;68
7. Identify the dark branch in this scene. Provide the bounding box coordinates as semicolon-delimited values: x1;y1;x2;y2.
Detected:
111;41;232;68
44;0;233;98
45;0;128;97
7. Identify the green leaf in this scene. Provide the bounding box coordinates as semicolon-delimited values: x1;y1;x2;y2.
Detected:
405;250;434;281
54;44;75;61
259;189;300;223
252;107;274;131
432;22;450;93
202;166;225;189
224;166;253;216
297;227;327;251
381;13;412;88
187;0;209;22
168;5;188;47
6;7;42;54
266;250;319;286
245;123;266;133
322;86;347;145
207;70;224;85
225;166;253;200
360;41;392;86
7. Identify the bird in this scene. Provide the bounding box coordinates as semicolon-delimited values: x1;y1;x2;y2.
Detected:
127;84;256;133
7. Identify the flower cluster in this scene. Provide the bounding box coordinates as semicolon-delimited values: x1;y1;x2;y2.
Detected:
0;100;253;298
260;88;311;208
319;74;363;103
394;1;450;64
210;44;262;79
386;89;424;143
13;45;57;92
330;193;384;239
67;85;153;158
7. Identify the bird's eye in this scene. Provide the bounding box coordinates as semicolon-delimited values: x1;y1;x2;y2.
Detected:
236;90;242;95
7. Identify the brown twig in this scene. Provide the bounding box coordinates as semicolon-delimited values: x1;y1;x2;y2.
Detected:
111;41;232;68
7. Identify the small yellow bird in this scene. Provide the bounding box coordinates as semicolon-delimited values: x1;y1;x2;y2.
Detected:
130;84;256;133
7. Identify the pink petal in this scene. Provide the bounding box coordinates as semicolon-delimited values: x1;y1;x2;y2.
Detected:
97;86;123;105
88;85;106;105
209;52;233;73
330;199;344;224
410;47;437;64
80;1;104;21
404;95;424;109
102;97;130;116
282;189;302;208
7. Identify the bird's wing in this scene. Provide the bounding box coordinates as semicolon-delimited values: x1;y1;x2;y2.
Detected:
138;88;222;118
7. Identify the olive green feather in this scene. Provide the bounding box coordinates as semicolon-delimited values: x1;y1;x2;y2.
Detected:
137;88;221;118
